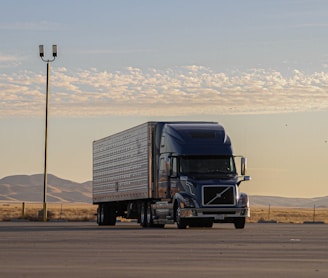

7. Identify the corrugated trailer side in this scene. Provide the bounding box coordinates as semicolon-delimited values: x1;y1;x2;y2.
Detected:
92;122;154;204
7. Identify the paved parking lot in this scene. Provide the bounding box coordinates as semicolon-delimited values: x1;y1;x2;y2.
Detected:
0;222;327;277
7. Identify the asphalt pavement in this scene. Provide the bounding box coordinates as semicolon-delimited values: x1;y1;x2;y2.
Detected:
0;222;327;277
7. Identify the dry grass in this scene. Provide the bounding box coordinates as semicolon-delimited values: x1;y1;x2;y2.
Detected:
1;202;328;223
0;202;97;222
249;206;328;224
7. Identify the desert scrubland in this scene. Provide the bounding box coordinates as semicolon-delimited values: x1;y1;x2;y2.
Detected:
248;206;328;224
0;202;97;222
0;202;327;224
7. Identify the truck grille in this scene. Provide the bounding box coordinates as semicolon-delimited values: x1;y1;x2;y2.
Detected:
202;185;235;206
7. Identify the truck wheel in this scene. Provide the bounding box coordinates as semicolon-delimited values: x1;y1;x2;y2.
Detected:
140;202;147;227
97;205;105;226
97;206;101;225
97;204;116;226
234;217;246;229
176;204;187;229
146;202;153;227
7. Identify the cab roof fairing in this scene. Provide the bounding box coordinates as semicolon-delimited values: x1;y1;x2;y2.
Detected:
160;123;233;156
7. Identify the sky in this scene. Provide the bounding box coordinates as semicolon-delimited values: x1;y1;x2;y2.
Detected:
1;0;328;198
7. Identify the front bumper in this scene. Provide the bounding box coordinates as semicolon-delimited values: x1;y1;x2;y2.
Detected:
180;207;250;221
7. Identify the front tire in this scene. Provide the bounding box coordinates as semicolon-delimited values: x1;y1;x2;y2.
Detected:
176;204;187;229
234;217;246;229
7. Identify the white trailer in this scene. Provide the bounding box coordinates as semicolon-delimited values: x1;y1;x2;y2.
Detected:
93;122;250;228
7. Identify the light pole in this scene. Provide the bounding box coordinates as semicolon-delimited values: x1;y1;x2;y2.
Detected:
39;44;57;222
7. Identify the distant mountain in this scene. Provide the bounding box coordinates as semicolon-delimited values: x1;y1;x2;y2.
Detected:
1;174;327;207
0;174;92;203
250;195;328;208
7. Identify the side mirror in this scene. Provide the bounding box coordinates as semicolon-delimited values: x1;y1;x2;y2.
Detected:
243;175;251;181
237;175;251;186
241;157;247;176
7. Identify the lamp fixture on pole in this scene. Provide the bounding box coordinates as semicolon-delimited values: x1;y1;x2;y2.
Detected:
39;44;57;222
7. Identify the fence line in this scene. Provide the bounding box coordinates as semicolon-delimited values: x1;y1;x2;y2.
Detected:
249;206;328;224
0;202;96;221
1;202;327;223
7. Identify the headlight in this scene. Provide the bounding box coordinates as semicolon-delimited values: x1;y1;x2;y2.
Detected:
238;193;249;207
181;197;195;208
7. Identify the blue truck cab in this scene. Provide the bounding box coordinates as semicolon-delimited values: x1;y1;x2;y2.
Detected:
154;122;250;229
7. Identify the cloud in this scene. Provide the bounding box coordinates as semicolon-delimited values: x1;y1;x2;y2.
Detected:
0;55;17;62
0;54;22;69
1;66;328;118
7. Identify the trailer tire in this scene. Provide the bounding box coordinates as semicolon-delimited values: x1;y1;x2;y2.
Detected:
97;205;105;226
97;206;101;225
97;204;116;226
234;217;246;229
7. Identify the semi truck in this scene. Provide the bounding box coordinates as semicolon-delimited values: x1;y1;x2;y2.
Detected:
92;121;250;229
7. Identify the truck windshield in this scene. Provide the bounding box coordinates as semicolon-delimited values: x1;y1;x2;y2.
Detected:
179;156;236;175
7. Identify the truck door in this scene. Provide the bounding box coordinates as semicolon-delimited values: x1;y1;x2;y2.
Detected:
158;155;170;199
169;156;179;197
